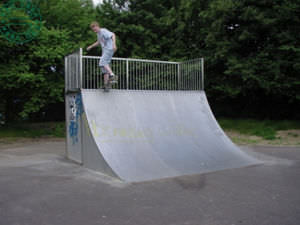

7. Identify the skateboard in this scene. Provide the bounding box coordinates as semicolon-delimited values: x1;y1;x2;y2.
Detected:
103;82;112;92
103;75;118;92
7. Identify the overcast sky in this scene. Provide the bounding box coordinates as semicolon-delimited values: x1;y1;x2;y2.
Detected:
92;0;103;6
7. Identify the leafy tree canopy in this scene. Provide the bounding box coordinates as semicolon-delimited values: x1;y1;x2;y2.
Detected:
0;0;299;122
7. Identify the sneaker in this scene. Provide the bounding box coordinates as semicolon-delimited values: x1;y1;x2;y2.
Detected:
109;74;118;84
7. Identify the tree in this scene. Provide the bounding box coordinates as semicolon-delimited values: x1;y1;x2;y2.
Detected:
0;0;96;122
1;0;299;122
199;0;300;118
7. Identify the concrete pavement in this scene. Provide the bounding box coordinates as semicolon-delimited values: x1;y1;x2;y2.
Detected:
0;139;299;225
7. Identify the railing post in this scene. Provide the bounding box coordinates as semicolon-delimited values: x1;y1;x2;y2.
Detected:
79;48;83;89
65;56;68;92
177;62;181;90
126;59;129;90
201;58;204;90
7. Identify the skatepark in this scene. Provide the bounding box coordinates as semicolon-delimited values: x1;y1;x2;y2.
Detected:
0;50;299;225
64;49;258;182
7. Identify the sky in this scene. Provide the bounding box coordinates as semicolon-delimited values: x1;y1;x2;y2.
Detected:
92;0;103;6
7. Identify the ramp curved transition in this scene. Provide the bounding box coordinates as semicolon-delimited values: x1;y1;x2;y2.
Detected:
72;89;259;182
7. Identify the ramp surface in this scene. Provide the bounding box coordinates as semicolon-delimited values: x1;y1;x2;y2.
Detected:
80;89;258;182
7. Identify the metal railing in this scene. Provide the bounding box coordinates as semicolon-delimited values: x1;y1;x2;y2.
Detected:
65;48;204;92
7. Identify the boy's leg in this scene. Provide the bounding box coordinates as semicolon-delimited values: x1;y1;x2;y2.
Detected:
103;73;110;92
100;66;110;90
104;73;109;85
100;50;118;84
100;66;106;85
104;64;118;84
103;64;113;75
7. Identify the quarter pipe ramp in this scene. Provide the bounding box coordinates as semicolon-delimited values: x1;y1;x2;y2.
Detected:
66;90;258;182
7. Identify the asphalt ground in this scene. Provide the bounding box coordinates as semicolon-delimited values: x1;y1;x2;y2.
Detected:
0;140;299;225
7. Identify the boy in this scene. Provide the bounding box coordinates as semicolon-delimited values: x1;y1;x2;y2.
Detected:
87;21;118;91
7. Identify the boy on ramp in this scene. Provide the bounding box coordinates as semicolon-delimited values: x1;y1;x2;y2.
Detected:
87;21;118;92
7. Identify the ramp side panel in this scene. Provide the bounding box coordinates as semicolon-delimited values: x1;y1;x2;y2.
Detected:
65;93;83;164
81;113;118;178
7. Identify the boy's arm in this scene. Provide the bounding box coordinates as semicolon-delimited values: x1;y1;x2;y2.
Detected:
112;33;117;52
87;41;99;51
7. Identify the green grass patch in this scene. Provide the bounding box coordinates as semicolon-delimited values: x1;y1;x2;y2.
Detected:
0;122;65;138
1;119;299;141
218;119;300;140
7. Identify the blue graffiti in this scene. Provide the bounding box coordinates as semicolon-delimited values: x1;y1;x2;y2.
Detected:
75;94;83;118
69;121;78;144
68;93;84;144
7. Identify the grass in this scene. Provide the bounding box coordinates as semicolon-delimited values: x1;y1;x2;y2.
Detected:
0;119;299;141
0;122;65;138
218;119;300;140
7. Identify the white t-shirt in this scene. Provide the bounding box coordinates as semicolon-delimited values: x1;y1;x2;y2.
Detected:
97;28;113;51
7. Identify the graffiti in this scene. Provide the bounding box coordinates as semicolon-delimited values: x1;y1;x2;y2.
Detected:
94;124;196;143
68;93;83;144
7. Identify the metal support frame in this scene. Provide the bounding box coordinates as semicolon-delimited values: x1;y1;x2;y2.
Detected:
126;59;129;90
201;58;204;90
79;48;83;89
